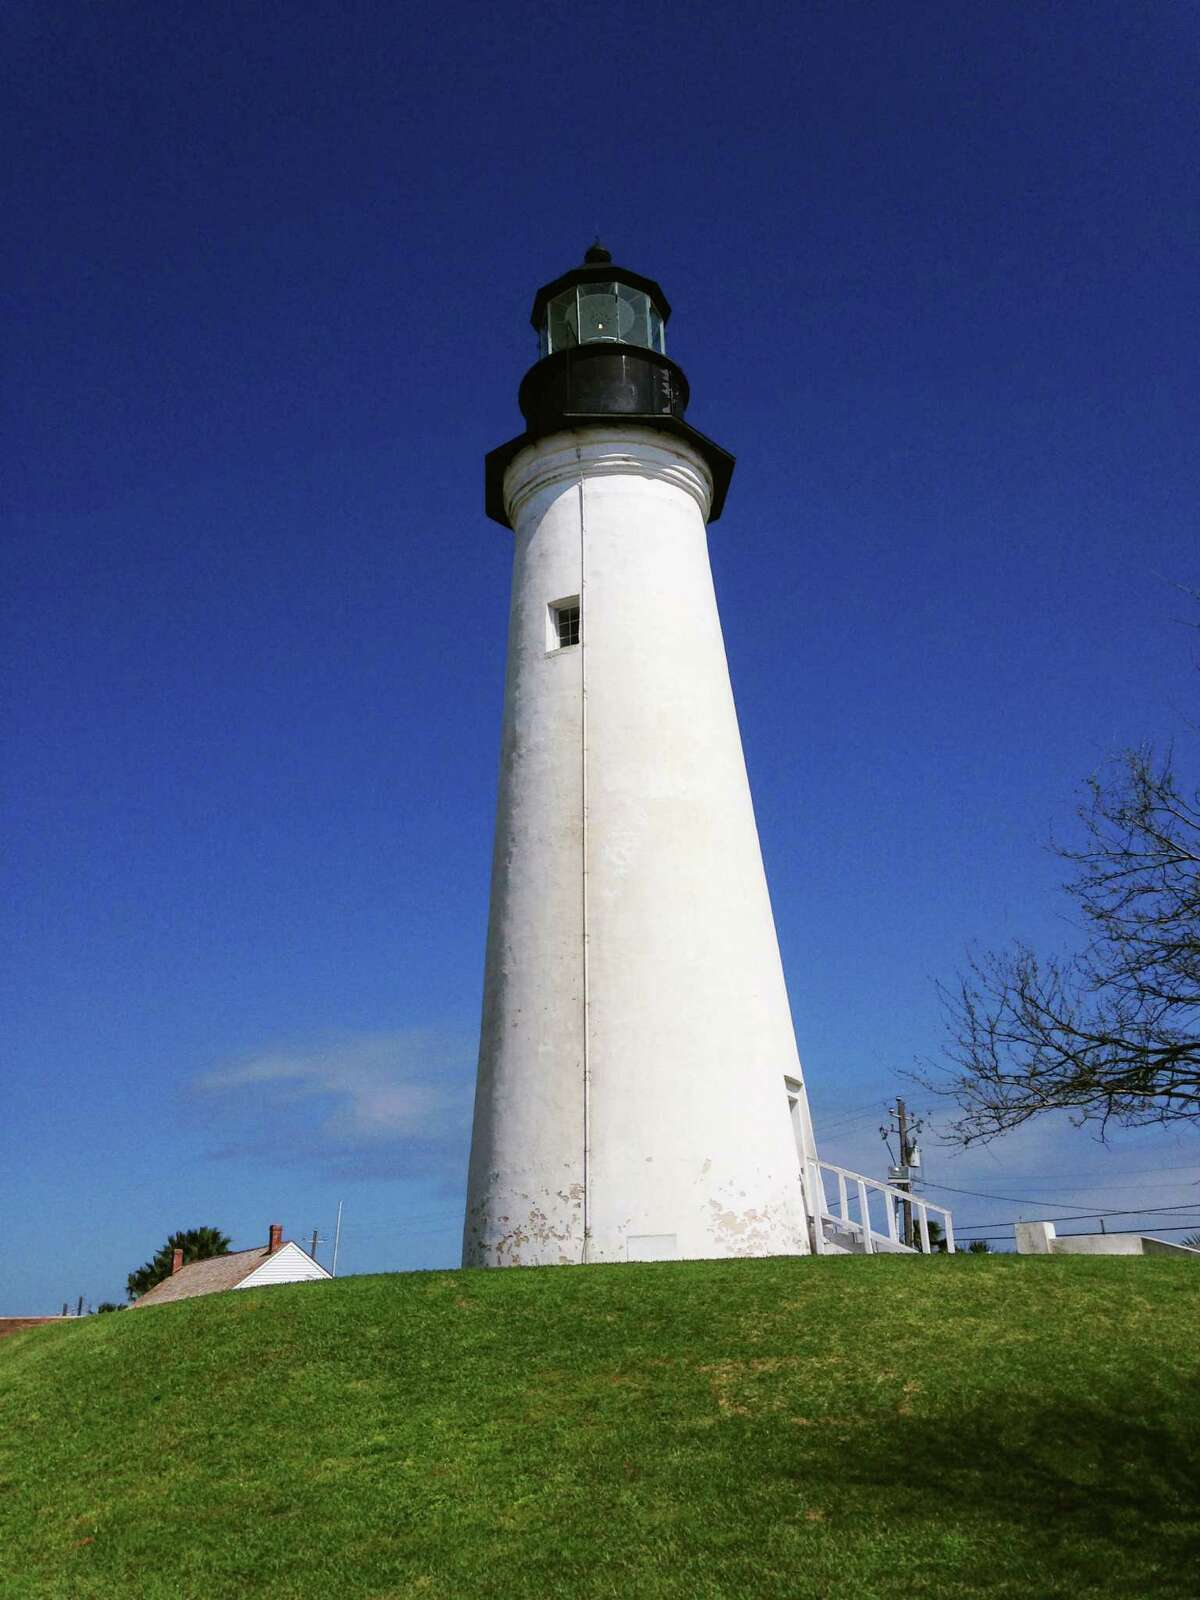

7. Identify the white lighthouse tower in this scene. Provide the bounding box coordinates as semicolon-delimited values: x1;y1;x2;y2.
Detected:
463;245;820;1267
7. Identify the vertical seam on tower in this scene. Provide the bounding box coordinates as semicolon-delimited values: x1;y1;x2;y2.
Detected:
577;447;591;1265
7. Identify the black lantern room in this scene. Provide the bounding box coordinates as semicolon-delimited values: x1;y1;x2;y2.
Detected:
485;244;734;527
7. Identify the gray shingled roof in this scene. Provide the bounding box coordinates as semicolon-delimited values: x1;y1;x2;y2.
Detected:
132;1245;280;1307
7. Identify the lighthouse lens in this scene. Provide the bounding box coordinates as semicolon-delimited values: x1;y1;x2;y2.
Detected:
577;286;621;342
542;281;665;355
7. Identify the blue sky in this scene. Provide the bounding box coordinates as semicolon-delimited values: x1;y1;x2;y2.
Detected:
5;2;1198;1309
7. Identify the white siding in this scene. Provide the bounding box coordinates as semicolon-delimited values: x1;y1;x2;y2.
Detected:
235;1242;331;1289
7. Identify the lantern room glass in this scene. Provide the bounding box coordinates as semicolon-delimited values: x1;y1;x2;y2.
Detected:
540;282;666;357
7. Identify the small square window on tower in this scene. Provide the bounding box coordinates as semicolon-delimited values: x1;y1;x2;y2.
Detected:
547;597;581;651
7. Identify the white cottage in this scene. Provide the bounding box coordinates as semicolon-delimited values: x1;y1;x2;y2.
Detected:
131;1224;331;1307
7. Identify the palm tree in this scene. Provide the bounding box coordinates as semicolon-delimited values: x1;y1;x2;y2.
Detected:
126;1226;231;1300
915;1218;949;1253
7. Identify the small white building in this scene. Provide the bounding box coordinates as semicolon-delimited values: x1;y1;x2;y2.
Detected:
132;1224;331;1307
1015;1220;1200;1259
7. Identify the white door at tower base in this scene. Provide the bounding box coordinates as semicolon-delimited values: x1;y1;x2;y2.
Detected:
626;1233;680;1262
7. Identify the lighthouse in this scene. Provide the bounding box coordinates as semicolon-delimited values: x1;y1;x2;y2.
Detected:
463;245;820;1267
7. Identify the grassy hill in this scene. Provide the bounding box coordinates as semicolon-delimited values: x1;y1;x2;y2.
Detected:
1;1254;1197;1599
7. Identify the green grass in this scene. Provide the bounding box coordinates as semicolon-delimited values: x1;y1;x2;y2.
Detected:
1;1255;1198;1598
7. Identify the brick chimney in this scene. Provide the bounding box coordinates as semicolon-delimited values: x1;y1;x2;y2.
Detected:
267;1223;284;1255
171;1248;184;1275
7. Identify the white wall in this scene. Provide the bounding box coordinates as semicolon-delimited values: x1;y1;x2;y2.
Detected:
1014;1221;1200;1258
463;428;816;1267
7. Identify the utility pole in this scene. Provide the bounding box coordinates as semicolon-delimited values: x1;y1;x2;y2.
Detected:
311;1228;320;1263
897;1098;913;1250
881;1098;922;1249
331;1200;343;1278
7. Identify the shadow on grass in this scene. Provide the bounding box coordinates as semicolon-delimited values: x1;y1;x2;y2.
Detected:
837;1394;1200;1592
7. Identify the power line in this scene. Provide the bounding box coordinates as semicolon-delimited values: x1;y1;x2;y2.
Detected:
972;1181;1200;1197
811;1100;943;1134
954;1202;1200;1229
921;1179;1200;1208
809;1098;893;1117
919;1178;1200;1209
341;1221;462;1233
336;1223;463;1242
334;1213;462;1238
814;1110;890;1135
934;1184;1200;1203
339;1212;461;1230
936;1161;1200;1185
920;1180;1081;1206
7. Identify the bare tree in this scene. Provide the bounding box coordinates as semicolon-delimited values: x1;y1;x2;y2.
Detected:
923;745;1200;1145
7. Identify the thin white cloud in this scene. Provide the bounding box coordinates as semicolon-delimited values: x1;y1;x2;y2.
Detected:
192;1028;474;1177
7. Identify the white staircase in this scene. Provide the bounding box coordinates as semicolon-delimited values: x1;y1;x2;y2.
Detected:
801;1159;955;1256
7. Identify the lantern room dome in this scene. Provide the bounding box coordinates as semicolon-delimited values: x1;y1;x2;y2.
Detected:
486;244;733;528
531;244;670;359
